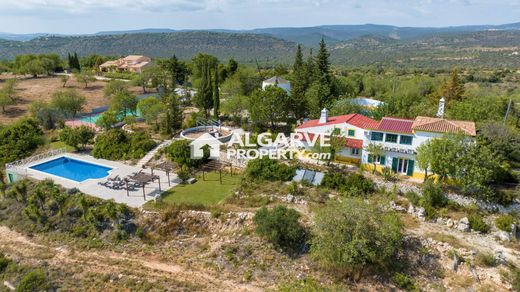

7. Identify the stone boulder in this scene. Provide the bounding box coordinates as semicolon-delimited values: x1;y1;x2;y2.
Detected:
446;218;454;228
495;231;511;242
457;217;470;232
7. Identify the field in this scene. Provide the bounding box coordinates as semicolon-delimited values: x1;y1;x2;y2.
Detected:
155;172;240;207
0;74;148;124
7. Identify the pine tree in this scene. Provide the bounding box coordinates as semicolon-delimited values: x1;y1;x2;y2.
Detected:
290;45;308;120
213;64;220;118
441;68;465;102
313;38;335;110
316;38;331;84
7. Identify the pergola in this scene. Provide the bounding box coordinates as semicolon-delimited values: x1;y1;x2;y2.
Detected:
126;172;160;200
201;160;233;184
152;161;175;186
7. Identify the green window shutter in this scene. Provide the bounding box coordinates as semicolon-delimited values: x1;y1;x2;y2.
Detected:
391;158;398;172
407;160;415;176
380;156;386;165
367;154;373;163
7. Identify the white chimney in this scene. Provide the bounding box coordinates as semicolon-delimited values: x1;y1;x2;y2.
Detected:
436;97;445;118
319;108;329;124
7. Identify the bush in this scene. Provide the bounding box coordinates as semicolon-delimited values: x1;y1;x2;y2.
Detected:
468;213;490;233
245;158;296;182
59;125;95;150
15;270;51;292
165;139;207;168
177;165;191;183
253;205;306;252
310;198;403;279
421;180;447;209
92;129;156;160
321;172;374;196
0;253;10;273
495;214;515;232
512;268;520;292
392;272;415;290
0;118;44;165
474;252;497;267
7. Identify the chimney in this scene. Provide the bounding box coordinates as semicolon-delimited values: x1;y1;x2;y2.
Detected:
319;108;329;124
436;97;445;118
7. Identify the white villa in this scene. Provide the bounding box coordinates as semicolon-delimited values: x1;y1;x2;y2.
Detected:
262;76;291;94
295;108;476;179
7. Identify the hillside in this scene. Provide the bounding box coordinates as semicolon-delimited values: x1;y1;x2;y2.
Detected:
0;31;297;64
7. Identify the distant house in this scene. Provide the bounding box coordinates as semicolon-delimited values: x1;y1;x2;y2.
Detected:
262;76;291;94
99;55;151;74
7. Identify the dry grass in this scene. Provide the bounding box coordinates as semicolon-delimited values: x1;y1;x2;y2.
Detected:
425;232;470;250
0;74;150;124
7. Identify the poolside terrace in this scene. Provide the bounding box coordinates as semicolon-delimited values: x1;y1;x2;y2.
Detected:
15;152;179;208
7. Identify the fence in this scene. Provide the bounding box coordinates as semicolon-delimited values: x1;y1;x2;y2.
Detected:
5;148;67;177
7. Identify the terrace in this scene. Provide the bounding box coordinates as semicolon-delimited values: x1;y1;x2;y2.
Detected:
6;150;179;208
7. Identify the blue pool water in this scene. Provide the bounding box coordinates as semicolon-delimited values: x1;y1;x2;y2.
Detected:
79;110;142;124
30;157;112;182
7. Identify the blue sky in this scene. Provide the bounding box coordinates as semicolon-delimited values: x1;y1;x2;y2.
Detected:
1;0;519;34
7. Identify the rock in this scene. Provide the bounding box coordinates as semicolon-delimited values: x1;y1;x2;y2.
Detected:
407;204;415;214
436;217;446;225
447;218;454;228
511;224;518;239
451;254;459;271
457;217;470;232
495;231;511;242
286;194;295;203
416;207;425;221
494;250;507;265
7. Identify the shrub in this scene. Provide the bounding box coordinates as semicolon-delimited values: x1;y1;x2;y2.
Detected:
392;272;415;290
245;158;296;182
0;253;10;273
474;252;497;267
321;172;374;196
0;118;44;165
92;129;156;160
165;139;207;168
495;214;515;232
468;213;490;233
253;205;306;252
421;180;448;209
310;198;403;279
59;125;95;150
177;165;191;183
512;268;520;292
16;270;51;292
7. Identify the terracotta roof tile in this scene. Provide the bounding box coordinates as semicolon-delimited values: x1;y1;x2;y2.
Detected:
297;113;378;130
412;116;476;136
345;138;363;149
373;117;414;134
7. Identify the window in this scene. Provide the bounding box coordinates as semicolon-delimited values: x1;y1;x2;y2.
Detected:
371;132;384;141
397;158;408;174
400;135;413;145
351;148;360;155
347;129;355;137
385;134;398;143
368;155;385;165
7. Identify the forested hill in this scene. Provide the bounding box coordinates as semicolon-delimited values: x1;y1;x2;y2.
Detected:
0;31;297;64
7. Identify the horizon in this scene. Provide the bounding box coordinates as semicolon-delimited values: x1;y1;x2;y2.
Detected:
1;0;519;34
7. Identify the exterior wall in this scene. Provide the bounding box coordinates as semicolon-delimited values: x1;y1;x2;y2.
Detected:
5;170;21;184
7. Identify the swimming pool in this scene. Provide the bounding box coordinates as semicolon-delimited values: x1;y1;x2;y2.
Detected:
30;157;112;182
79;110;142;124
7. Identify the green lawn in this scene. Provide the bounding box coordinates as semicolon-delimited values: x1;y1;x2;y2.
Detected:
49;141;75;152
157;172;241;207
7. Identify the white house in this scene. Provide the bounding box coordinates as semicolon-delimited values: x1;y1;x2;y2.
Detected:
262;76;291;95
294;108;476;179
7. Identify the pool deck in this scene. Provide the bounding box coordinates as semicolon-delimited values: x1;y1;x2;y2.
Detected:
22;153;179;208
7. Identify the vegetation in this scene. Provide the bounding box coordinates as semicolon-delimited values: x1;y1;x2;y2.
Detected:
92;129;156;160
0;119;44;165
164;139;207;168
310;198;403;280
321;171;374;196
59;126;95;150
244;158;296;182
495;214;515;232
253;205;306;253
50;89;86;118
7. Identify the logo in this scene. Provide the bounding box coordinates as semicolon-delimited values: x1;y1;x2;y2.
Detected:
190;133;223;159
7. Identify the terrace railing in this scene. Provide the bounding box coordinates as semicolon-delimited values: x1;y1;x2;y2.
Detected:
5;148;67;176
196;118;220;127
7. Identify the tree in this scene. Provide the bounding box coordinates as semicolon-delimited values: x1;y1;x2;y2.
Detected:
95;111;118;130
59;126;95;150
161;93;183;135
193;54;218;118
245;158;296;181
441;68;465;102
364;143;384;174
137;96;165;128
248;86;290;130
110;91;137;117
221;94;247;124
159;55;189;89
60;75;69;88
50;89;86;118
253;205;306;252
290;44;309;120
165;139;207;168
68;52;81;71
104;80;129;98
0;91;15;113
310;198;402;280
213;64;220;117
2;78;17;101
415;135;463;182
74;71;95;88
0;119;44;165
416;141;435;181
329;98;364;116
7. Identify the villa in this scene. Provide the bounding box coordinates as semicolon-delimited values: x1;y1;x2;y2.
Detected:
295;107;476;179
99;55;151;74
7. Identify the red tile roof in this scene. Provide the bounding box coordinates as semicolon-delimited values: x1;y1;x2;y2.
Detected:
345;138;363;149
373;117;414;134
412;116;476;136
297;113;378;130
